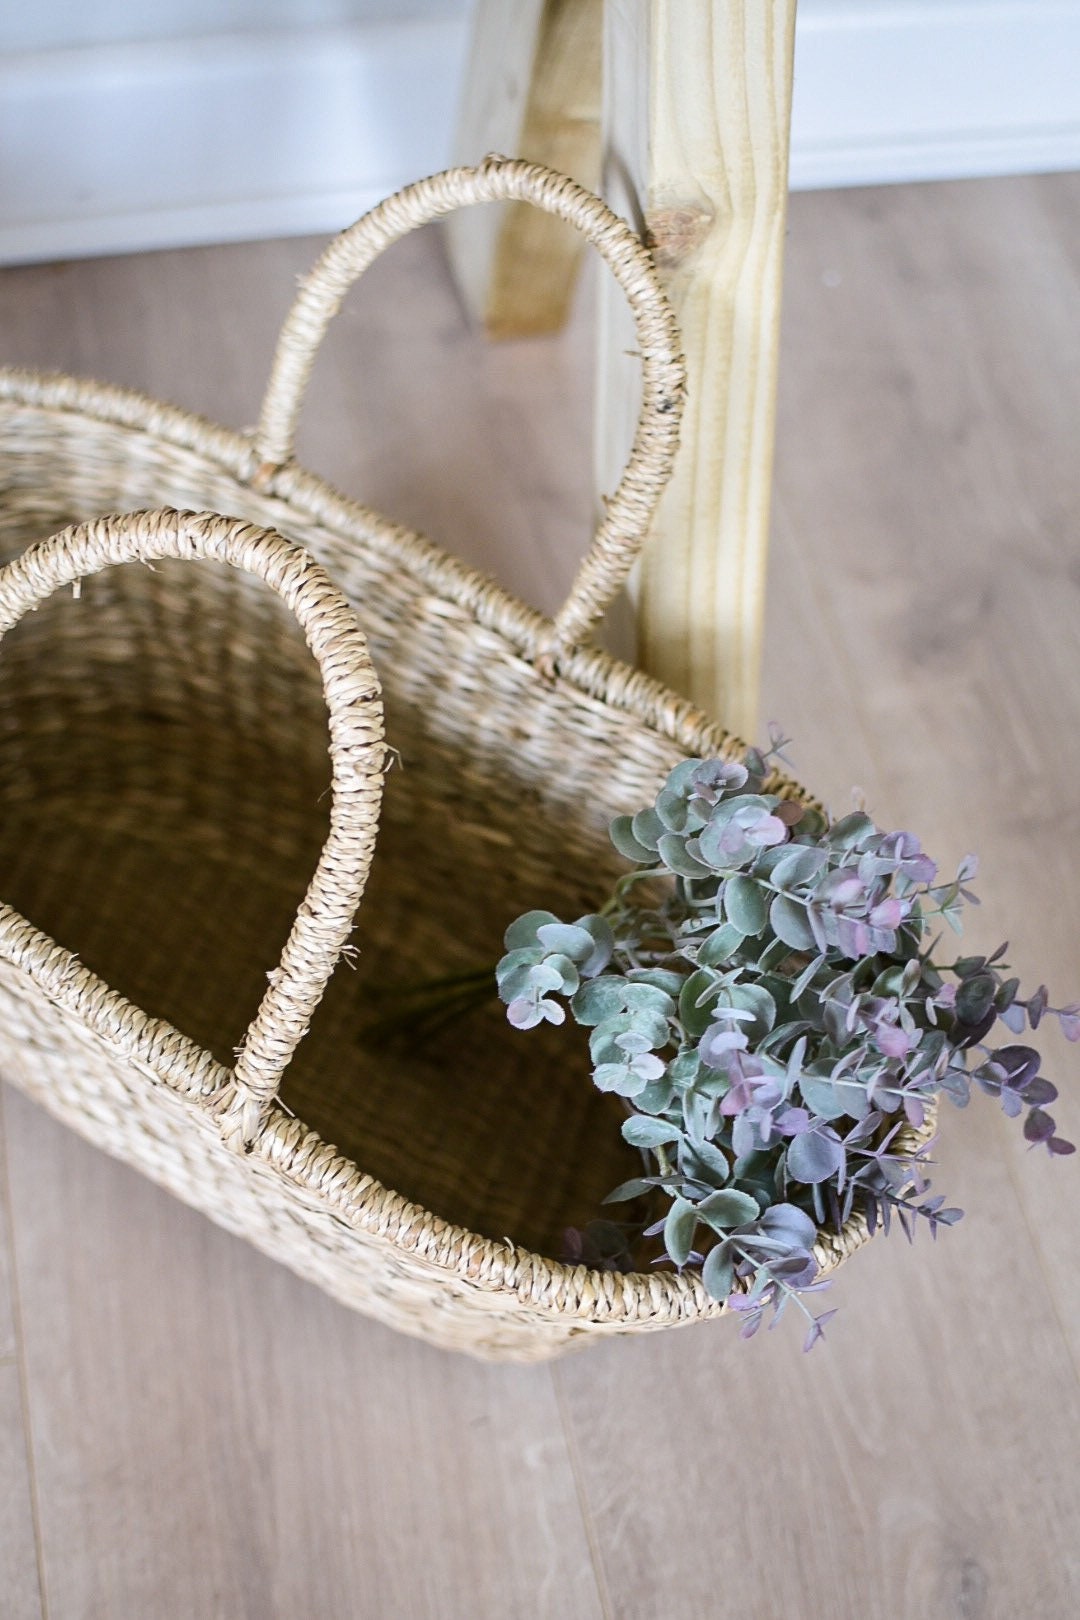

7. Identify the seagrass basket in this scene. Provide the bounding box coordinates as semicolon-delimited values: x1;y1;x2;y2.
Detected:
0;159;898;1360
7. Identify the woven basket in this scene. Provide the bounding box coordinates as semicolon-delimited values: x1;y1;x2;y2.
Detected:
0;159;911;1361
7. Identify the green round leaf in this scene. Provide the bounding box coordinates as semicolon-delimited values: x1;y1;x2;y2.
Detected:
702;1241;736;1301
657;831;714;879
724;875;769;935
664;1198;698;1267
631;807;665;852
770;892;817;951
609;816;657;864
698;923;746;968
571;977;628;1026
621;1116;683;1150
503;911;560;951
696;1188;760;1230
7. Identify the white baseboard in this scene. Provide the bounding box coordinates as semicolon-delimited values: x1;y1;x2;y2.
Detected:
0;17;469;265
790;0;1080;189
1;3;1079;265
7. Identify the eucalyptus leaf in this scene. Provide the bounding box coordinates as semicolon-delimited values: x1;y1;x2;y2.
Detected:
828;812;875;849
797;1071;856;1121
621;1116;683;1149
771;845;829;890
787;1129;846;1184
696;1188;760;1230
503;912;560;951
724;875;769;935
680;1138;730;1186
702;1241;736;1301
593;1062;649;1097
722;982;777;1042
770;893;818;952
571;976;628;1026
602;1177;657;1204
664;1198;698;1267
658;831;715;879
699;923;746;967
609;815;657;864
622;982;677;1016
493;739;1076;1351
631;807;665;852
537;923;597;960
679;970;722;1037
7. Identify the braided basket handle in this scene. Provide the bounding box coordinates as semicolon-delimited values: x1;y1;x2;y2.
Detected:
0;509;385;1149
253;155;687;654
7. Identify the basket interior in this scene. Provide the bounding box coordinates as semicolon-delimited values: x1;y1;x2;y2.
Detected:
0;429;706;1257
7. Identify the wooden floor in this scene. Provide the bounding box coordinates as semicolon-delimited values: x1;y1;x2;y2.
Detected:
1;171;1079;1619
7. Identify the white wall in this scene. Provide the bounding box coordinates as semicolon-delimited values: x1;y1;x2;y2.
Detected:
2;0;1079;264
0;0;458;52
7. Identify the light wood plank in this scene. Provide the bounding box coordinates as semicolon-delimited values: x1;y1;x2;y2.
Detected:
556;170;1080;1620
448;0;603;337
0;1363;43;1620
4;1087;605;1620
597;0;796;735
1;170;1079;1619
556;1103;1080;1619
0;1090;20;1361
766;173;1080;1366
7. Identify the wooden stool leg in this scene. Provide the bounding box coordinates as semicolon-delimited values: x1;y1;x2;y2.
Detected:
450;0;795;740
598;0;797;739
447;0;602;337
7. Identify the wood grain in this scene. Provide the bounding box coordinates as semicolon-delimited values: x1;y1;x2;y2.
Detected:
1;170;1079;1617
448;0;602;336
3;1087;605;1620
597;0;796;736
0;1090;20;1362
0;1361;42;1620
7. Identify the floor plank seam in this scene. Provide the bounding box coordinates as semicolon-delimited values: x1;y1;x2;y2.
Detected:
0;1085;52;1620
550;1362;617;1620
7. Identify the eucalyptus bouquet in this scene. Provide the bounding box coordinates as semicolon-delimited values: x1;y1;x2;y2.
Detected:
496;738;1076;1349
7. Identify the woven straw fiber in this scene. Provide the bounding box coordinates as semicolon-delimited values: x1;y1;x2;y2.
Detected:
0;160;920;1361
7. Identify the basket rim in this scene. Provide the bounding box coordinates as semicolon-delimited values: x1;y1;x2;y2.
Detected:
0;363;911;1328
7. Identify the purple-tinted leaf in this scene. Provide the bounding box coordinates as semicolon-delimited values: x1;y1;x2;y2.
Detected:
1049;1137;1077;1156
777;1106;811;1136
876;1023;914;1059
991;1044;1037;1081
787;1129;846;1185
1019;1076;1058;1108
759;1203;818;1247
699;1024;750;1067
904;1095;926;1128
768;1253;819;1288
1024;1107;1057;1144
507;997;544;1029
1027;984;1049;1029
803;1309;839;1352
1057;1006;1080;1042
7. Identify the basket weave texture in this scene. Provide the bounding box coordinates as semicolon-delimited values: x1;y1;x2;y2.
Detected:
0;160;907;1360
